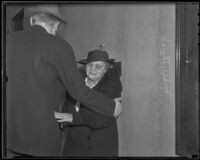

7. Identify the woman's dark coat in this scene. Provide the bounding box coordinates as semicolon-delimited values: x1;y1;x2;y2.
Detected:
62;68;123;157
6;25;115;157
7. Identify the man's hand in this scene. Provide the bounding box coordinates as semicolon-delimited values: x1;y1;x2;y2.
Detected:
115;97;122;103
114;97;122;118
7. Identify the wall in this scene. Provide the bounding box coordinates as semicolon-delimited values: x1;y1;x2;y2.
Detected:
59;4;176;156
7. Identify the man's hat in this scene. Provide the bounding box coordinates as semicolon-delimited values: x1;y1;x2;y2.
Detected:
78;50;115;64
26;4;67;24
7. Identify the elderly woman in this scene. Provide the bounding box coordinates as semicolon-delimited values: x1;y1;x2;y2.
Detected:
54;50;122;157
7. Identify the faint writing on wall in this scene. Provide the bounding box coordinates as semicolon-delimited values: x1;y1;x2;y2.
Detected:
158;37;172;96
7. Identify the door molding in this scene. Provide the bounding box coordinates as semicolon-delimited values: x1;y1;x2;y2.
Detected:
175;3;199;158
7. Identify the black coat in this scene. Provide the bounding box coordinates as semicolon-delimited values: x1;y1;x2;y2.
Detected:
6;25;115;157
62;68;123;157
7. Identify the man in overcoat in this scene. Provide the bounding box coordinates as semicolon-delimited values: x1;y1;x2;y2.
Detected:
5;4;122;158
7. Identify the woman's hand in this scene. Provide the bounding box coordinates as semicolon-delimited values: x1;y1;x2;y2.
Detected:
114;97;122;118
54;111;73;123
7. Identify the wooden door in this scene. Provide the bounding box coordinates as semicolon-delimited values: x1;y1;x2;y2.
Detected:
176;3;199;158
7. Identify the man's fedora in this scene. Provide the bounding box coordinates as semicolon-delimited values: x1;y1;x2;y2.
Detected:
26;4;67;24
78;50;115;64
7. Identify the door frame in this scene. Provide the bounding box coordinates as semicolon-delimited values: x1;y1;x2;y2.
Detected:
175;2;199;158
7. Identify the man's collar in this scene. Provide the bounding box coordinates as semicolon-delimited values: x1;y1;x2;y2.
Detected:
31;25;48;33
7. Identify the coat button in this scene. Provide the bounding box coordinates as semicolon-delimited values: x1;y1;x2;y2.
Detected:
88;146;92;149
87;136;90;140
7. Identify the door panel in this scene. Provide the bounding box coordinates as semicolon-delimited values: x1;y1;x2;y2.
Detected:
176;3;199;158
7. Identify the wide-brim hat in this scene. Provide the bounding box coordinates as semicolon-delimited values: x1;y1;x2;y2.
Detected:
78;50;115;64
26;4;67;24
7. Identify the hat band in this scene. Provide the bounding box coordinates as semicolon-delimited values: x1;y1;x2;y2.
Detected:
87;57;109;62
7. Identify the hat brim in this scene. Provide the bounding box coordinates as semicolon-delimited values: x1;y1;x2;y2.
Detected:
78;59;115;64
26;7;67;24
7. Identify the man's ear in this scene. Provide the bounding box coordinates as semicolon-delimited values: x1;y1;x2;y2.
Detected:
30;17;33;25
30;17;36;26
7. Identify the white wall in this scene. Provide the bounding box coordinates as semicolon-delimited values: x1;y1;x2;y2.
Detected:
118;5;176;156
59;4;176;156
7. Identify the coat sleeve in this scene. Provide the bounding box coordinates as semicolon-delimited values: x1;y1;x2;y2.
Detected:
53;40;115;118
67;76;123;129
68;107;116;129
61;99;115;129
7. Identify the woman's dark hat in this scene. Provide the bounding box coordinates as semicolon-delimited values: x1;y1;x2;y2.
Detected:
78;50;115;64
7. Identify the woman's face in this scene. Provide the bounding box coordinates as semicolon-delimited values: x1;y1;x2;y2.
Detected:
86;61;108;82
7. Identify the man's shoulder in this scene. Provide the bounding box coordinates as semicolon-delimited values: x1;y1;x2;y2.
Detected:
6;29;27;40
7;26;74;57
53;36;72;49
18;26;73;50
43;33;73;52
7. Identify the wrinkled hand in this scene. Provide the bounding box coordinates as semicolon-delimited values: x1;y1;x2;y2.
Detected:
114;97;122;118
54;111;73;123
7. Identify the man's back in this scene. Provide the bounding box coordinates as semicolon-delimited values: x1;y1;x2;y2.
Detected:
6;25;69;156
